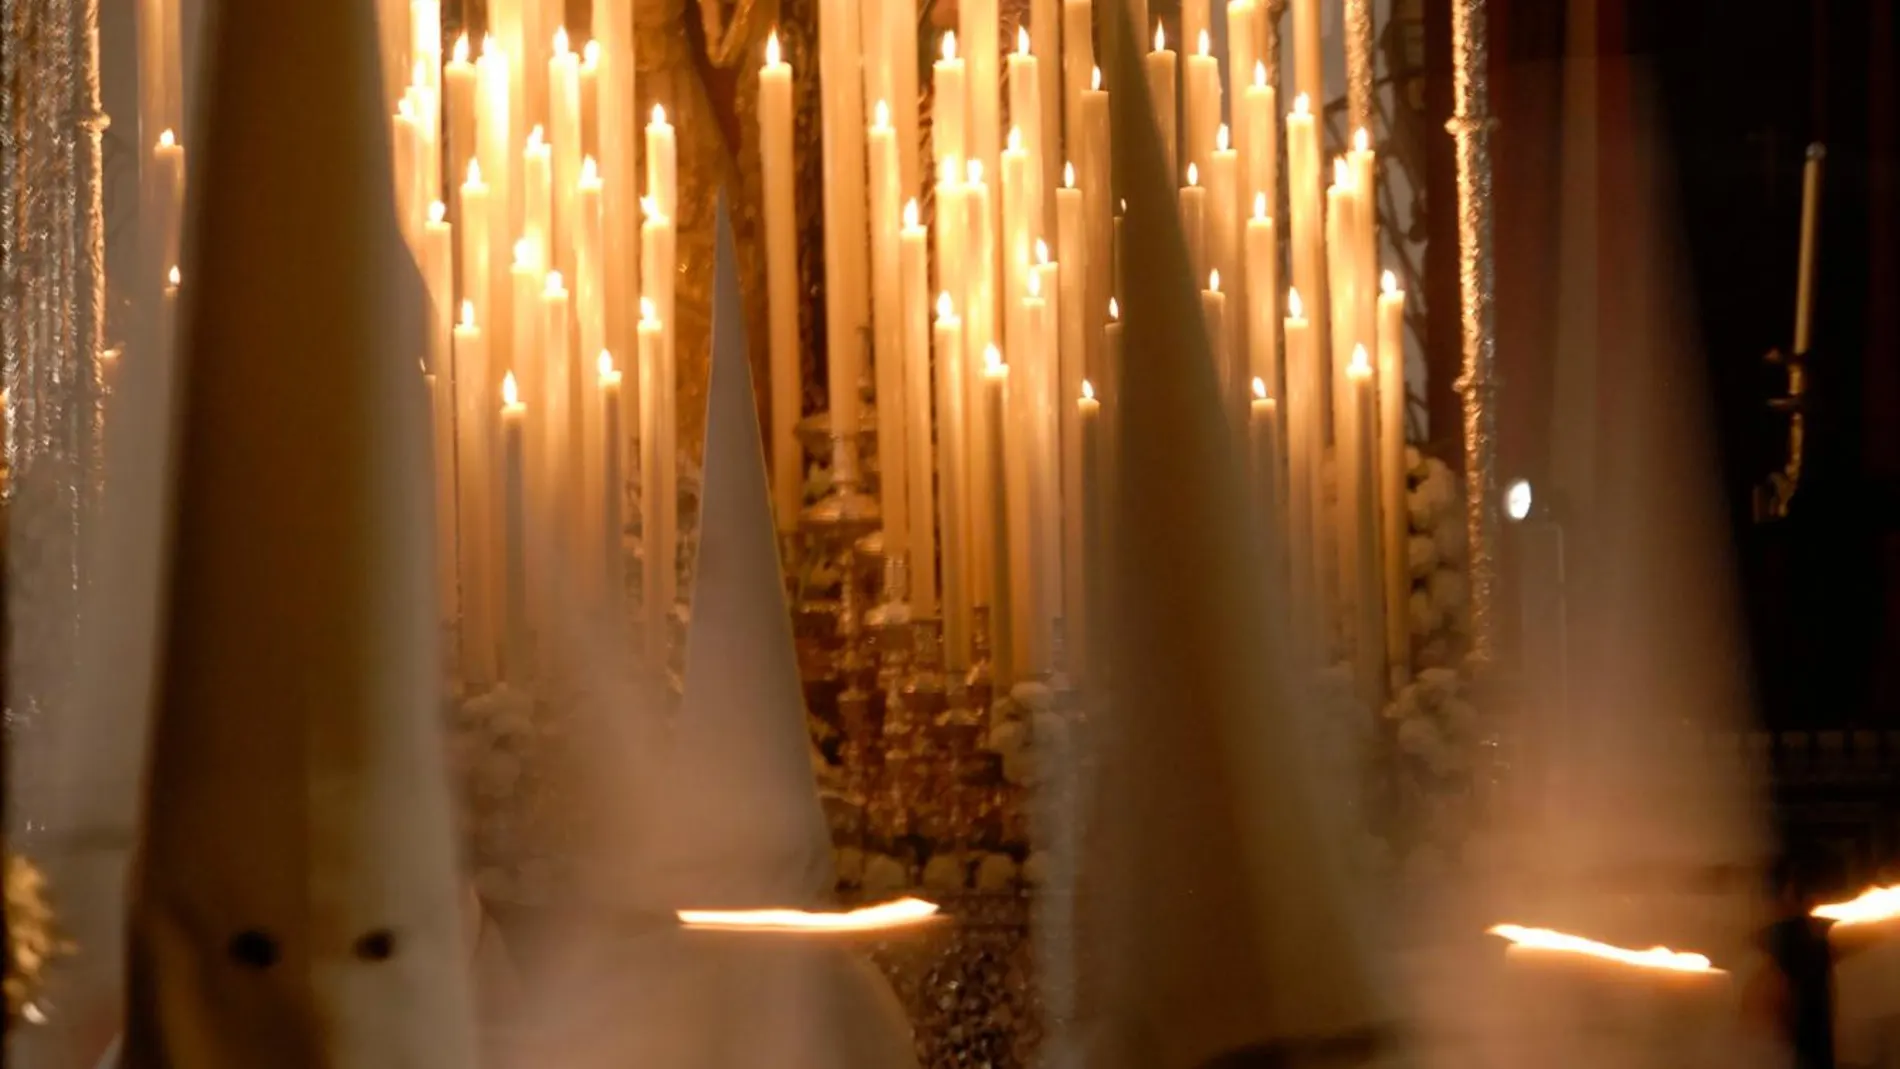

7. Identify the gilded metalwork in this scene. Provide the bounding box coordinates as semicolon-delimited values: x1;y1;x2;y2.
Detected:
1447;0;1498;666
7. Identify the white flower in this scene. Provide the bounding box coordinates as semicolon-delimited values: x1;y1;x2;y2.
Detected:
1407;486;1435;532
989;718;1034;785
974;853;1019;892
476;752;522;797
1408;588;1439;638
922;853;967;893
1439;697;1480;741
1428;568;1469;616
1009;680;1056;712
1414;667;1460;710
1407;534;1439;579
1404;445;1425;479
1433;511;1467;565
862;852;910;895
1396;715;1442;760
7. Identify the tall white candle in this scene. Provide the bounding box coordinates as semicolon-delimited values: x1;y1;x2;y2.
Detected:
598;0;639;452
1002;128;1033;380
935;295;972;668
1032;0;1060;234
1284;288;1322;662
500;371;532;682
542;271;576;561
982;347;1015;687
1008;272;1045;675
1202;270;1228;402
423;203;454;384
1056;173;1087;664
1179;163;1207;282
523;126;552;270
888;0;921;195
393;100;420;242
637;300;672;662
934;33;968;178
1032;255;1063;675
1349;129;1379;374
1208;124;1239;373
1239;60;1278;247
1226;0;1258;155
510;242;544;541
1183;0;1212;81
1377;271;1410;687
820;0;869;437
477;37;517;354
1184;30;1220;181
1286;94;1327;438
1346;346;1386;707
445;36;478;228
1006;29;1045;249
1061;0;1093;185
1079;68;1111;392
901;203;936;616
549;28;582;283
459;159;492;327
454;304;498;686
576;159;607;571
646;103;678;222
962;0;1001;237
761;31;804;527
640;203;678;633
1250;380;1283;586
965;163;998;609
599;351;626;613
579;40;600;161
1146;23;1179;181
1075;380;1101;679
1244;195;1281;394
869;101;911;570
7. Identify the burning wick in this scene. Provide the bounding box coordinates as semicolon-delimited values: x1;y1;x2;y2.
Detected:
678;897;941;933
1814;885;1900;926
1488;924;1720;973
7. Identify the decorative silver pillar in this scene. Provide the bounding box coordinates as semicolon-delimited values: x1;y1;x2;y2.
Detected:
2;0;107;752
1448;0;1500;666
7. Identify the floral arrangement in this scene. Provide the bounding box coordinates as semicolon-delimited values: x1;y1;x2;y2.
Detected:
6;852;67;1025
1400;447;1471;669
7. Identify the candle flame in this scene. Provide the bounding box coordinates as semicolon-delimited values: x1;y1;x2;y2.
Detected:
397;96;415;121
502;371;519;406
937;291;956;319
766;30;782;67
984;344;1006;373
903;198;920;229
460;300;477;329
678;897;941;934
466;157;483;186
1348;344;1372;378
1092;65;1102;90
1254;60;1267;87
528;124;546;151
1198;29;1211;56
1186;162;1199;187
940;158;959;186
1082;379;1096;401
1333;156;1351;187
481;33;499;59
1815;885;1900;926
1488;925;1720;973
1008;126;1023;152
581;155;600;185
598;350;616;377
1034;238;1050;264
641;195;661;219
1253;191;1268;220
1108;296;1120;320
1154;21;1166;52
640;297;658;323
874;99;891;129
514;238;533;268
1354;127;1370;153
1064;161;1075;189
546;270;566;295
942;31;958;62
968;159;984;184
584;39;600;66
1287;287;1303;319
553;26;570;54
1382;269;1399;296
1018;25;1031;55
1027;268;1042;298
1217;123;1230;152
1293;92;1310;116
167;265;180;287
453;34;469;63
428;200;447;224
652;103;668;126
157;128;176;149
1253;376;1268;399
1209;269;1220;293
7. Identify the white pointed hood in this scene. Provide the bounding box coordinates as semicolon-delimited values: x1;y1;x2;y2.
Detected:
1070;5;1389;1064
634;195;834;911
121;0;475;1065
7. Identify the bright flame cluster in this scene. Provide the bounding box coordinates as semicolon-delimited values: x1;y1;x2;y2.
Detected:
1814;885;1900;926
1488;924;1719;973
678;897;940;933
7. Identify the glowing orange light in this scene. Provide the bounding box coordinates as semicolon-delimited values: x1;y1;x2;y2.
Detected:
157;128;177;149
1253;192;1268;220
1092;65;1102;91
652;103;668;126
1488;924;1720;973
1008;126;1023;153
1293;93;1311;116
903;199;920;229
1082;379;1096;401
1197;29;1211;56
166;265;180;287
968;159;985;184
1254;61;1267;88
581;156;600;185
466;157;483;186
1354;127;1370;153
873;99;891;129
546;270;566;295
1382;270;1399;296
1018;26;1031;54
598;351;616;378
1815;885;1900;926
1154;22;1166;52
460;300;477;329
1348;344;1372;378
984;344;1006;373
1187;162;1199;187
640;297;658;323
553;26;570;55
1288;287;1304;319
428;200;447;224
942;31;957;62
937;292;956;319
502;371;520;406
452;34;470;64
1108;297;1120;320
1209;269;1221;293
765;30;782;67
1217;124;1230;152
1027;268;1043;298
678;897;941;934
1034;238;1050;265
1064;161;1076;189
1253;377;1268;399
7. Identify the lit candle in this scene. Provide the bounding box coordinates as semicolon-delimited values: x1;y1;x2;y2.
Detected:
1795;144;1825;355
1239;59;1278;263
459;159;492;329
1146;23;1178;181
150;130;186;286
579;40;600;161
645;103;678;222
869;100;911;570
1244;193;1281;395
935;294;972;669
901;201;936;616
477;37;516;362
454;303;498;686
933;33;967;181
597;4;639;449
1078;67;1111;393
820;0;870;440
1208;124;1239;374
598;351;625;611
637;299;672;661
761;31;804;526
1031;0;1060;234
1184;30;1220;181
1103;297;1122;418
1056;168;1088;662
965;162;998;609
1345;346;1386;706
576;159;607;567
961;0;1000;234
1002;127;1033;379
1286;94;1327;443
1009;271;1047;675
1006;28;1045;247
1202;269;1228;405
392;99;419;241
160;266;179;375
1284;287;1321;661
423;202;454;382
1061;0;1094;192
1348;128;1379;364
1327;156;1361;463
1032;250;1063;675
444;36;478;223
1250;378;1283;566
1377;271;1410;687
500;371;531;681
549;28;582;282
523;125;552;270
982;346;1015;687
641;198;677;486
542;271;576;561
1076;380;1101;679
1180;163;1207;283
887;0;921;195
510;243;544;515
935;159;969;362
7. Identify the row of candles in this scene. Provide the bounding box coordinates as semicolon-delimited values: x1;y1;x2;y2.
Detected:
770;0;1414;699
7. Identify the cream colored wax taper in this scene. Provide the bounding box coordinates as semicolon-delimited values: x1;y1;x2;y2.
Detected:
501;371;531;680
523;126;552;269
423;204;456;623
1007;29;1045;249
646;103;678;223
887;0;920;194
1250;379;1284;595
1202;270;1228;403
1009;271;1046;675
1057;169;1088;661
1032;0;1060;232
1002;128;1033;387
820;0;869;438
549;28;582;282
1209;124;1239;385
1245;194;1281;395
576;159;606;576
1226;1;1257;182
453;304;497;686
936;295;972;668
1180;163;1207;282
510;241;544;524
965;161;998;609
477;39;516;397
1062;0;1094;188
901;202;936;616
761;31;803;526
1033;253;1063;675
459;160;491;344
1184;31;1219;182
445;37;477;228
1239;60;1277;282
597;0;638;442
599;352;625;613
1292;0;1322;113
982;347;1016;687
962;0;1000;243
1348;129;1378;372
579;41;599;160
934;33;967;175
1079;67;1111;393
541;272;576;560
1076;380;1101;678
1146;23;1178;181
1285;94;1326;437
869;100;910;569
1346;347;1386;708
1284;288;1320;663
637;300;671;662
1377;272;1409;686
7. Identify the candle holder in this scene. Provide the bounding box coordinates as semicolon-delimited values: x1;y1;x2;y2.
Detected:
800;430;882;544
